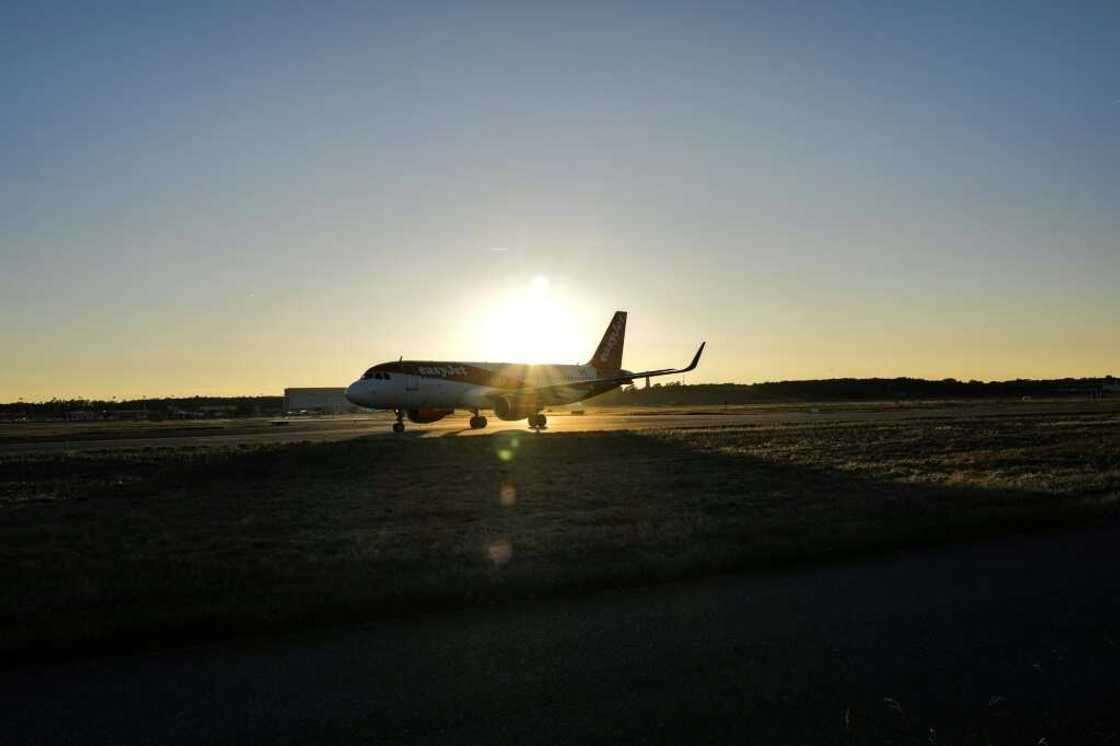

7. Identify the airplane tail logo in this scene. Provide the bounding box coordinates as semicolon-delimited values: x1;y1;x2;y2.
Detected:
588;311;627;371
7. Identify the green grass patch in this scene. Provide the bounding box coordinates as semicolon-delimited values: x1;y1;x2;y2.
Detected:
2;411;1118;665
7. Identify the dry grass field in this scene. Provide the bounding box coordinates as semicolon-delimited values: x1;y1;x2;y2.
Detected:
2;406;1118;664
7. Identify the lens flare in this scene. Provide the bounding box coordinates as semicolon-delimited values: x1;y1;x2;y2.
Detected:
495;432;522;462
487;539;513;566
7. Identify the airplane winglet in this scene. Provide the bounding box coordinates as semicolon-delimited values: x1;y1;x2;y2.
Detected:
681;342;705;373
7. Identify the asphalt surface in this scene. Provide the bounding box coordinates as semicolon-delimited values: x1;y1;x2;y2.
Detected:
3;401;1115;452
5;524;1120;744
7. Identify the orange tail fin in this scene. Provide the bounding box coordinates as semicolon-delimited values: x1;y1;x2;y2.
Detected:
587;311;627;371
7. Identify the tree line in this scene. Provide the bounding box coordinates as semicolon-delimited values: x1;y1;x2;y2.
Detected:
590;376;1117;406
0;395;283;418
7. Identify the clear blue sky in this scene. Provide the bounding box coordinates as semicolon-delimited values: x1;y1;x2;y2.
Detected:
2;1;1117;399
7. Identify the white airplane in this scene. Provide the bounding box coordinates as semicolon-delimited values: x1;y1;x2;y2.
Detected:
344;311;705;432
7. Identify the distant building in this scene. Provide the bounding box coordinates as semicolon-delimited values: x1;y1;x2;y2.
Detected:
196;405;239;418
283;388;360;414
167;407;205;419
64;409;152;421
112;409;151;421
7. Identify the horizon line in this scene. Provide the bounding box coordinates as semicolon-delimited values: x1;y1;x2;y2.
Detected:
2;373;1117;406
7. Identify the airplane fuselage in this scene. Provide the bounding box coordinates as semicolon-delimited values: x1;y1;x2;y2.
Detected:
343;310;702;431
344;361;628;412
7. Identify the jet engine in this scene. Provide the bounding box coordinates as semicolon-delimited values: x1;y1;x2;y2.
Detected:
406;408;453;423
493;397;536;422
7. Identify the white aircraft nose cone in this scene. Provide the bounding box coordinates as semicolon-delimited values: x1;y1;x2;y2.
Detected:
345;381;362;405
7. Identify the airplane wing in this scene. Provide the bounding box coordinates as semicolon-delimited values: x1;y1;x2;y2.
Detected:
492;343;706;408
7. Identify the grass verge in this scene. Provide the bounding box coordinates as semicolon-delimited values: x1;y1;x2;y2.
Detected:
2;409;1118;666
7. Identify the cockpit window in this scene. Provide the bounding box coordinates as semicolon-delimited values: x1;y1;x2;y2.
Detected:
362;368;392;381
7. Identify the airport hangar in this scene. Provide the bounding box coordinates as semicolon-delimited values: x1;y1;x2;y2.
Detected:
283;388;361;414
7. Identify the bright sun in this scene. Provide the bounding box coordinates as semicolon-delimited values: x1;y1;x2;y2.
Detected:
469;276;590;364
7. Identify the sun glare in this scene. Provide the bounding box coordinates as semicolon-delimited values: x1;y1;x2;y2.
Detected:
466;277;590;364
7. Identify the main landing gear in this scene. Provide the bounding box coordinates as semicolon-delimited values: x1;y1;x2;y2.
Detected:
392;409;405;434
469;410;488;430
528;413;547;430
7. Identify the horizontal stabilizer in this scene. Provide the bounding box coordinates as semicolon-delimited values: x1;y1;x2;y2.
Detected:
494;342;707;408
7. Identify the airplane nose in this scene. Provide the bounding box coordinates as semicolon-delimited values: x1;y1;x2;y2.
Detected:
345;381;361;405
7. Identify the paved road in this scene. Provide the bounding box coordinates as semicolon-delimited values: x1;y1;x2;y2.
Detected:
5;524;1120;744
3;401;1115;452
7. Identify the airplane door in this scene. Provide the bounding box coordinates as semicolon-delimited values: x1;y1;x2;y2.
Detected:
406;373;419;392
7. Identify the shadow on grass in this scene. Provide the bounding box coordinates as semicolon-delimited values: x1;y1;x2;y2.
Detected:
1;427;1116;666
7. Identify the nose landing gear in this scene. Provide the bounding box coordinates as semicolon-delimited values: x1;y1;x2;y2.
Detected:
392;409;405;433
469;413;488;429
528;413;547;430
